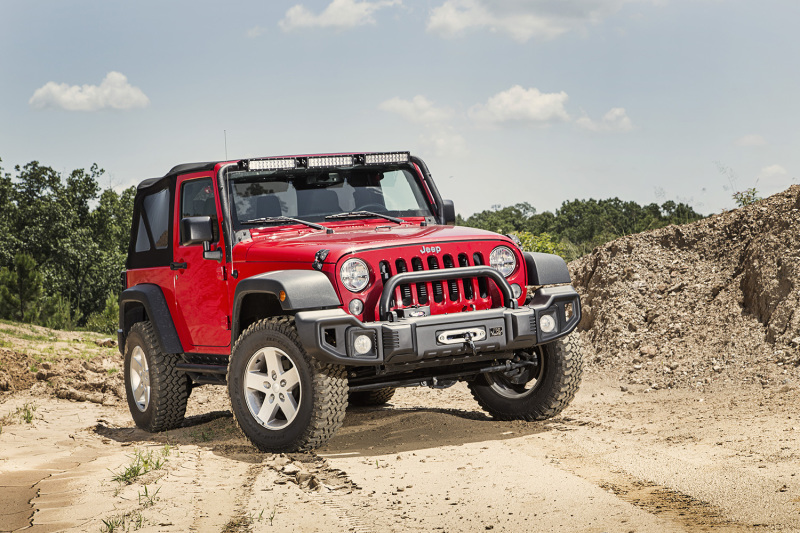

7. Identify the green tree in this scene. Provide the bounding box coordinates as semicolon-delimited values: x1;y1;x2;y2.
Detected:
0;253;44;322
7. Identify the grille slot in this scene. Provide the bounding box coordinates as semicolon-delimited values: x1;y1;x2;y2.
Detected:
458;253;474;300
427;256;444;303
395;259;412;306
473;252;489;298
411;257;429;304
442;254;459;301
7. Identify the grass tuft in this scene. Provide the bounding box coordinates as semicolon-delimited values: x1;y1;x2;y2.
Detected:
111;449;167;484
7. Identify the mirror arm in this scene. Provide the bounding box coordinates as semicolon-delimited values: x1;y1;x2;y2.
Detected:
202;241;223;262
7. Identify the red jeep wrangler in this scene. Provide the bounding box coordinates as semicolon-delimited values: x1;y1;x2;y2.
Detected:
119;152;583;452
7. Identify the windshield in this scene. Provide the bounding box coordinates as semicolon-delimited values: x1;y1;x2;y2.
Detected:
225;165;433;229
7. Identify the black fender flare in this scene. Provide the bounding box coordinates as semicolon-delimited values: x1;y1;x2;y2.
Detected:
231;270;341;341
523;252;572;285
118;284;184;355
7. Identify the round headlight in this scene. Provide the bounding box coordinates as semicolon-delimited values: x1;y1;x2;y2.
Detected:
540;314;557;333
340;258;369;292
490;246;517;277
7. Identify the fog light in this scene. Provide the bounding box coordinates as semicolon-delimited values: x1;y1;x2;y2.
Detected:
348;299;364;315
354;334;373;355
539;314;557;334
511;283;522;299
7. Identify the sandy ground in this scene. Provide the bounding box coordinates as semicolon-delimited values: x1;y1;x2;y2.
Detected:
2;373;799;533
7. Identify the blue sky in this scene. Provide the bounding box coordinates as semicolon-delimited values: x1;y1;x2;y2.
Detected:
1;0;798;216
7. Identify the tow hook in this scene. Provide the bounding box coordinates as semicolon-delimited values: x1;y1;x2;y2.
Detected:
463;331;477;356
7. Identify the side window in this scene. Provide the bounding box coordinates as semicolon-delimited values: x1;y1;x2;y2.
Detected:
180;178;219;243
143;189;170;249
134;214;150;252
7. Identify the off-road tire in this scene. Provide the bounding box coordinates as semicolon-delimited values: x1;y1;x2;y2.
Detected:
349;387;397;406
468;334;583;421
124;321;190;432
227;317;348;452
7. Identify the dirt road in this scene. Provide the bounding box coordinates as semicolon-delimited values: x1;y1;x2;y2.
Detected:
2;373;798;533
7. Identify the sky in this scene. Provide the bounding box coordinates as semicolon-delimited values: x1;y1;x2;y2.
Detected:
1;0;798;217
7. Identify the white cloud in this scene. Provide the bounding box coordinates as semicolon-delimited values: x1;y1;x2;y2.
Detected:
246;26;266;38
468;85;570;124
419;126;467;157
735;134;767;147
576;107;633;132
757;164;792;193
755;164;799;196
280;0;401;31
427;0;631;42
29;72;149;112
379;95;454;124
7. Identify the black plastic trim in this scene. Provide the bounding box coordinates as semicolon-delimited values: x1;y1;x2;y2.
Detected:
118;284;184;355
231;270;341;340
523;252;572;285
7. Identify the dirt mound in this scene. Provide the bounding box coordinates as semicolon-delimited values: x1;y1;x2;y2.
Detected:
0;324;124;405
570;185;800;390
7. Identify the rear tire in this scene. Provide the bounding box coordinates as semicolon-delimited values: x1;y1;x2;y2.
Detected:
468;334;583;421
124;321;190;432
227;317;348;452
349;387;397;406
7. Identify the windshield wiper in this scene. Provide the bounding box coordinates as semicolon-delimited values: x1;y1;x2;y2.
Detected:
325;211;404;225
242;216;333;234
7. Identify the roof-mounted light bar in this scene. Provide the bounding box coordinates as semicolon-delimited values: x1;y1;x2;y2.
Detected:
307;155;354;168
248;158;296;171
243;151;410;171
365;152;409;165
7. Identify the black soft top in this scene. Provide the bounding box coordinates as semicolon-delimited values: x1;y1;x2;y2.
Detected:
136;161;218;192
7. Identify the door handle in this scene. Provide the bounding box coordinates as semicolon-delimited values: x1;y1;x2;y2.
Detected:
170;262;187;270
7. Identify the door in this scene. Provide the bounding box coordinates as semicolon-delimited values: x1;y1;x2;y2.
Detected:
172;174;230;349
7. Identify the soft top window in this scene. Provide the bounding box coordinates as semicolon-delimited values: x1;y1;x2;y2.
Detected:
127;179;174;269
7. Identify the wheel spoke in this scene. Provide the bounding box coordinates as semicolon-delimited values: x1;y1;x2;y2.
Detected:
134;382;146;404
245;370;270;394
263;349;283;377
279;393;298;422
281;367;300;391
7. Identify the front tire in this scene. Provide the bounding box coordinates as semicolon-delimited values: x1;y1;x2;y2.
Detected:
124;321;190;432
227;317;348;452
468;334;583;421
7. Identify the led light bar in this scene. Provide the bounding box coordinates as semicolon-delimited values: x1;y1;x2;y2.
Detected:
365;152;409;165
307;155;354;168
249;158;296;171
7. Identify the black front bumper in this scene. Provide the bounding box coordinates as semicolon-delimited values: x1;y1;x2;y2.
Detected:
295;285;581;367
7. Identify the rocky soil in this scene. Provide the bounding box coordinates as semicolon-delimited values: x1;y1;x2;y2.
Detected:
571;184;800;392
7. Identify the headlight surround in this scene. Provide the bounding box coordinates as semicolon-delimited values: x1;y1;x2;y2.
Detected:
490;246;517;277
340;258;370;292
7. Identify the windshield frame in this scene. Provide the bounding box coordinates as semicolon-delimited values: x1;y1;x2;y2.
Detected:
222;161;436;232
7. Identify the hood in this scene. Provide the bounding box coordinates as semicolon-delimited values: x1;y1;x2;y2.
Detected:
236;223;512;265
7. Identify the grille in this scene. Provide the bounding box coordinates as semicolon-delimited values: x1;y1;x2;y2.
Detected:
380;250;493;314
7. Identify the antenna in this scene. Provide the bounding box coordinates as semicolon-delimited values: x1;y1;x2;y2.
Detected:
224;130;228;160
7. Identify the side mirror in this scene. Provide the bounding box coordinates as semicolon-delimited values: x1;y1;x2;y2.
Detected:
180;216;214;246
442;200;456;226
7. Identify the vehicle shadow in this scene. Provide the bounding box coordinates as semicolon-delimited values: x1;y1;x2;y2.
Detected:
320;404;548;456
93;404;552;460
